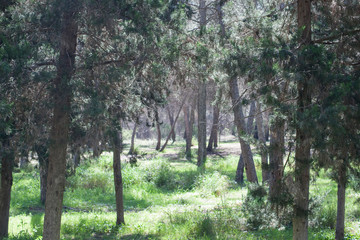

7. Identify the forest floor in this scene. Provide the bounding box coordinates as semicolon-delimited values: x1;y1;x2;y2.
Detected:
6;136;360;240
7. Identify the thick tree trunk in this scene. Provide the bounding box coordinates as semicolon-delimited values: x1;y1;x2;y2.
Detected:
155;110;161;151
197;80;207;167
128;122;137;155
166;105;176;142
256;101;269;183
229;77;258;183
207;105;220;152
335;162;346;240
113;130;125;225
0;140;14;239
43;2;78;239
235;154;245;184
293;0;312;239
34;144;49;205
268;117;285;199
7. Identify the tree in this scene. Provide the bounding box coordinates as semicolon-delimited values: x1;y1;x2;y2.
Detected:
292;0;312;238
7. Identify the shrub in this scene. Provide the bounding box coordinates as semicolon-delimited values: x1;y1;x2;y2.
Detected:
194;171;229;197
143;159;176;190
309;193;337;229
242;184;292;230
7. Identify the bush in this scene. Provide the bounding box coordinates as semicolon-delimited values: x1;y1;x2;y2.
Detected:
309;193;337;229
143;159;177;190
189;215;216;240
242;184;292;230
194;171;230;197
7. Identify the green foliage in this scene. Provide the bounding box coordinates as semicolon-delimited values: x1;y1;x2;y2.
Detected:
194;171;230;197
242;184;292;230
309;192;337;229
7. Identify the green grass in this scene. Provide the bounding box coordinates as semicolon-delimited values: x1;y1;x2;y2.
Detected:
6;139;360;240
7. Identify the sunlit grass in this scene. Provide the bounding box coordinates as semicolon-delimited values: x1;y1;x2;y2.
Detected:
7;138;360;239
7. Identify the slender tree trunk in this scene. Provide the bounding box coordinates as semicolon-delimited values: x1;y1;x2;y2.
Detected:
43;2;78;239
155;109;161;151
160;95;188;152
335;162;346;240
166;105;176;142
269;117;285;199
93;127;101;158
235;100;257;183
128;122;137;155
113;130;125;225
293;0;312;239
246;101;256;135
0;139;14;239
197;80;207;167
197;0;207;167
34;144;49;205
256;101;269;183
207;105;220;152
183;105;191;159
229;77;258;183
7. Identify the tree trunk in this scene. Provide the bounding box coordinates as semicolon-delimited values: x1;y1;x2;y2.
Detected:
34;144;49;205
128;122;137;155
166;105;176;142
113;130;125;225
0;139;14;239
229;78;258;183
160;95;188;152
335;162;346;240
93;127;101;158
246;101;256;135
207;104;220;152
183;105;191;159
235;100;257;183
293;0;312;239
197;80;207;167
155;109;161;151
268;117;285;199
235;154;245;184
43;2;78;239
197;0;207;167
256;101;269;183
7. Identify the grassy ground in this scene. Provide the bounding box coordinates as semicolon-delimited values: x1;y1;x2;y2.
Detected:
6;137;360;240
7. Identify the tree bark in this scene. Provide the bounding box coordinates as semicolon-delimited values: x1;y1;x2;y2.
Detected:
197;80;207;167
0;139;14;239
183;105;191;158
268;117;285;199
128;122;137;155
197;0;207;167
335;162;346;240
155;109;161;151
235;154;245;184
43;2;78;239
113;130;125;225
207;104;220;152
166;105;176;142
92;127;101;158
34;144;49;205
229;77;258;183
293;0;312;239
255;101;269;183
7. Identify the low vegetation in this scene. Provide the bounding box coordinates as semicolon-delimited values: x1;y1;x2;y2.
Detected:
6;140;360;240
